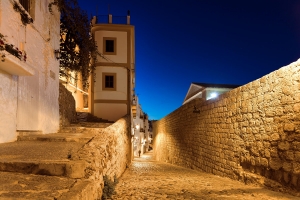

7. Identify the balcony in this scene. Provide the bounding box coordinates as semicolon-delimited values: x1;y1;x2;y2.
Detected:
0;51;34;76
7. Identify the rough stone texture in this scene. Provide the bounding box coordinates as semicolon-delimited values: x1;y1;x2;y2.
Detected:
71;115;132;199
59;83;77;127
0;117;131;199
153;59;300;194
112;152;299;199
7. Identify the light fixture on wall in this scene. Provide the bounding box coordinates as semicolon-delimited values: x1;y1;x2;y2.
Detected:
193;106;200;114
54;49;61;59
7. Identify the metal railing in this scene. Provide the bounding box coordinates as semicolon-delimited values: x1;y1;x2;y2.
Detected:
96;15;128;25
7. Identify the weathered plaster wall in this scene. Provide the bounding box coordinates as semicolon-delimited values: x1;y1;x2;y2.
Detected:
153;59;300;192
0;0;60;142
0;71;18;142
68;116;131;199
59;83;77;127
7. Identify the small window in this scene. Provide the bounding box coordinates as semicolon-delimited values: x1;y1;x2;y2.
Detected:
103;37;116;55
105;75;114;88
18;0;35;20
102;73;116;91
19;0;30;12
106;40;114;52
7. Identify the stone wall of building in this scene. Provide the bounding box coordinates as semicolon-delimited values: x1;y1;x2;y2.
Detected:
67;115;132;199
59;83;77;127
153;59;300;192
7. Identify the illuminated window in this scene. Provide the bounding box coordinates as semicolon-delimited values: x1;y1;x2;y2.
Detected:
102;73;116;90
103;37;116;55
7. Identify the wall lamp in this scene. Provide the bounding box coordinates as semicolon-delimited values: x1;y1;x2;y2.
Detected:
193;106;200;114
54;49;61;59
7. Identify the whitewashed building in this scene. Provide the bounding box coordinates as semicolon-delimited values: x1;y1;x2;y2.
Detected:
183;82;240;105
91;12;135;122
0;0;60;143
132;94;150;157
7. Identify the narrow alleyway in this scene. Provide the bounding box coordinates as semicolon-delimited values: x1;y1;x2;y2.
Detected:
112;151;298;200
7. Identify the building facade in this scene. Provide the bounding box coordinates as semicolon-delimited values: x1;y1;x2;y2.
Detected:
183;82;240;105
91;13;135;122
0;0;60;143
132;95;150;157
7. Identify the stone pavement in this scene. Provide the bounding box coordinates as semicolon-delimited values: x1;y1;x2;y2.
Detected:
112;152;300;200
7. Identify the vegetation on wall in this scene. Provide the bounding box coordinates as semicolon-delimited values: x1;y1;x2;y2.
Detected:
101;175;119;200
49;0;96;91
13;1;33;26
0;33;27;62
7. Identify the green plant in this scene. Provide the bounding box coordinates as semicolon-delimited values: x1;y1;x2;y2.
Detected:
49;0;96;91
102;175;119;200
0;33;27;62
13;1;33;25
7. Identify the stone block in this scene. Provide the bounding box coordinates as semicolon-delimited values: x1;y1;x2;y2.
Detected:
293;103;300;113
295;152;300;162
282;162;292;172
283;171;290;183
269;157;282;170
270;133;280;141
285;151;295;161
260;158;268;168
293;162;300;174
66;161;86;178
278;141;290;150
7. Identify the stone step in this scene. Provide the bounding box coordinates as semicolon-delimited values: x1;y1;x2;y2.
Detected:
0;171;77;199
0;140;87;178
0;160;86;178
17;133;93;143
76;112;114;123
58;126;105;134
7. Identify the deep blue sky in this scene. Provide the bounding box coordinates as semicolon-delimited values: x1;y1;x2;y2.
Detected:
78;0;300;120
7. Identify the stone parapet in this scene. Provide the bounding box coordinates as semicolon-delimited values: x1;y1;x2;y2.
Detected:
59;83;77;127
153;59;300;193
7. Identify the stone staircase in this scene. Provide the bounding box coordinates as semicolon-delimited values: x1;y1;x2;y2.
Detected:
76;112;114;123
0;122;113;199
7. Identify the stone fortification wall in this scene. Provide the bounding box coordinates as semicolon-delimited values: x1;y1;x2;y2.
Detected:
59;83;77;127
68;116;131;199
153;59;300;192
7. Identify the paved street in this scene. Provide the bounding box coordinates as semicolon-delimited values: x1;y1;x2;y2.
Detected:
112;152;299;200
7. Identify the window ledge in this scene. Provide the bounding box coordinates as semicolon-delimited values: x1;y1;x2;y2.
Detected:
0;52;34;76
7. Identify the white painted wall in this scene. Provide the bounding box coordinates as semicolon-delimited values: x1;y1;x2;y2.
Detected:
94;103;127;121
94;66;127;100
205;88;233;100
0;0;60;143
94;30;127;63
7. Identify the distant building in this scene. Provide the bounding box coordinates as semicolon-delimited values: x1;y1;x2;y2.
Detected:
0;0;60;143
91;12;135;122
132;95;150;157
183;82;240;105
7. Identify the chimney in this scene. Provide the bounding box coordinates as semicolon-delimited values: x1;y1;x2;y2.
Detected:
127;10;130;25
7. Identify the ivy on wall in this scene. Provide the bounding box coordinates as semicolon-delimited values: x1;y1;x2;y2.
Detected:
49;0;96;91
0;33;27;62
13;1;33;25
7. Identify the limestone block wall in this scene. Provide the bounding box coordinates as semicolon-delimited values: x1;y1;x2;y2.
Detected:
153;59;300;191
59;83;77;127
72;115;131;199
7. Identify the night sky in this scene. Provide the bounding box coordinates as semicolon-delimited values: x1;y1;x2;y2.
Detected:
77;0;300;120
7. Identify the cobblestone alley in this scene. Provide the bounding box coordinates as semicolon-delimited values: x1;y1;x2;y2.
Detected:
111;151;299;200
